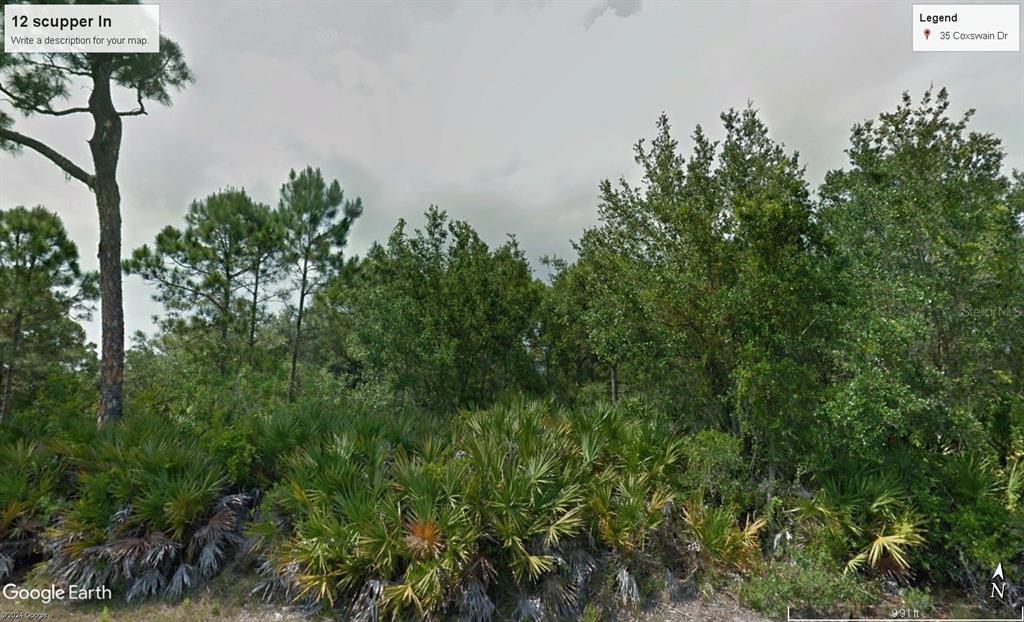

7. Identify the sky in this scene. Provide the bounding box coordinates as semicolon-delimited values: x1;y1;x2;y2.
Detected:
2;0;1023;346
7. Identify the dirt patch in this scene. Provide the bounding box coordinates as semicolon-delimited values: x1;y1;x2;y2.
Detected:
645;594;770;622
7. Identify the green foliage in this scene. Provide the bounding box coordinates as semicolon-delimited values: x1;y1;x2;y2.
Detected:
44;412;250;601
300;256;364;381
535;257;603;402
819;87;1023;463
249;399;689;618
900;586;934;615
571;108;835;476
796;471;924;576
277;166;362;400
0;206;97;419
0;438;66;581
2;364;352;600
208;425;258;485
1;88;1022;619
351;207;541;411
680;498;765;574
124;189;280;376
0;2;193;151
739;544;873;618
1007;458;1023;511
807;89;1024;587
922;453;1024;585
1;0;195;425
680;430;747;508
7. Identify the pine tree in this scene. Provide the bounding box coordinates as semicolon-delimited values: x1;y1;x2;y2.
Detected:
277;167;362;400
0;3;192;424
0;206;97;421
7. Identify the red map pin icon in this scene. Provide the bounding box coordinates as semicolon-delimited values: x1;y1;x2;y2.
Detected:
924;28;931;39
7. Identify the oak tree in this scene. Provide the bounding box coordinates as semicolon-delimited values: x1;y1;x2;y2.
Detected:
353;207;540;411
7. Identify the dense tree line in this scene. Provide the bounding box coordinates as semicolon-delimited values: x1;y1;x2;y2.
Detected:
0;88;1021;616
3;89;1021;461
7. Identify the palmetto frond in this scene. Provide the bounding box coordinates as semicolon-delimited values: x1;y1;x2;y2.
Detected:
0;553;12;581
852;515;925;574
615;566;640;609
246;399;690;615
1007;459;1023;511
511;594;546;622
405;518;445;561
456;577;495;622
681;498;764;572
540;572;579;618
350;578;384;622
802;469;925;576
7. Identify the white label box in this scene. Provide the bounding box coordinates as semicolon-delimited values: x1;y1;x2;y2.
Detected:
4;4;160;54
913;4;1020;51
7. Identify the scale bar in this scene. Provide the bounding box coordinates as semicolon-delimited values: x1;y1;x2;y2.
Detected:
787;605;1024;622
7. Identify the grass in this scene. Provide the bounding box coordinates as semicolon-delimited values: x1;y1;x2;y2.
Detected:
5;571;313;622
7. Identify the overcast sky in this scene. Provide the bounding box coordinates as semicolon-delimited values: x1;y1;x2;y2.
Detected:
2;0;1022;346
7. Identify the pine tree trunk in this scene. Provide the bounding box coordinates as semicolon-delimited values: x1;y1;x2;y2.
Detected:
288;261;309;402
0;312;24;422
89;59;125;427
610;364;619;402
219;277;231;376
249;258;261;358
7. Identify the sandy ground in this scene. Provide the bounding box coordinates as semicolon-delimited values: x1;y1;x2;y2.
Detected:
644;595;769;622
3;589;771;622
1;573;1000;622
5;599;769;622
2;575;769;622
4;596;1009;622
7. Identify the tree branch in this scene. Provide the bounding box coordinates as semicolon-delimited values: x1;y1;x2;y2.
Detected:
145;270;229;312
0;127;95;190
0;85;91;116
23;58;92;78
117;87;147;117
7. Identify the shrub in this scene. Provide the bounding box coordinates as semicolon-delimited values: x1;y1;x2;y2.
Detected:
45;412;252;601
0;439;65;581
739;545;873;617
796;471;924;576
680;430;747;508
249;399;687;619
680;498;765;575
899;586;934;615
921;453;1024;588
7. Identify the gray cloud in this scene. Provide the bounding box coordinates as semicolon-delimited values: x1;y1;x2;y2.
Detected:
1;0;1020;346
583;0;643;29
